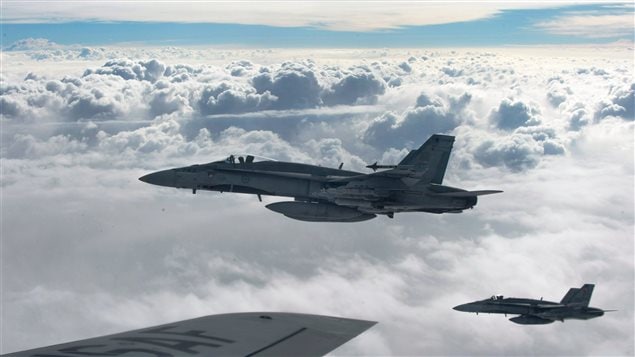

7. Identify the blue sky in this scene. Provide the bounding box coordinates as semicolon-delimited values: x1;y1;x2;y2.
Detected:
1;3;633;48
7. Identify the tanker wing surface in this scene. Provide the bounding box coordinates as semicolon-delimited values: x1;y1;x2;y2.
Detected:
4;312;376;357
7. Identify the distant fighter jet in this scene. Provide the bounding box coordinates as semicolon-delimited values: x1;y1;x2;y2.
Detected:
453;284;614;324
3;312;375;356
140;134;501;222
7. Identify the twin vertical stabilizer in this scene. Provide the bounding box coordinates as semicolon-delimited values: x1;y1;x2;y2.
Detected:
560;284;595;306
398;134;455;184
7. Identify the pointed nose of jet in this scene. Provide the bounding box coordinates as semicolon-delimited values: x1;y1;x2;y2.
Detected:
139;169;176;187
453;303;477;312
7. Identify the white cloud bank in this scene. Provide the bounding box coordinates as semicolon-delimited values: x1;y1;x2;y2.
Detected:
1;46;634;355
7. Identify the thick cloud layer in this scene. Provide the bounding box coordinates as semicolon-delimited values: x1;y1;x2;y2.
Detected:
1;46;634;356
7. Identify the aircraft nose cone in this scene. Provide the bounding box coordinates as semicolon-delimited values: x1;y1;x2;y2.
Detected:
453;303;474;312
139;174;151;183
139;170;175;187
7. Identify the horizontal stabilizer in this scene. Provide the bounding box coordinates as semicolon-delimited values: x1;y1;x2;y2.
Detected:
432;190;503;197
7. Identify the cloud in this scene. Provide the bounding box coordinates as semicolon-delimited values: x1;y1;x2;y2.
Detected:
198;82;277;115
5;133;88;159
226;60;256;77
596;83;635;120
322;67;386;106
4;38;59;51
252;62;323;109
471;133;544;171
568;106;592;131
83;59;167;83
441;66;464;77
2;3;553;31
535;12;635;39
364;92;471;150
490;98;542;130
148;83;190;117
546;78;572;107
1;47;633;356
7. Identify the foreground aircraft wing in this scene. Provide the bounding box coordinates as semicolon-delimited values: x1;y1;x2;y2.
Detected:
3;312;376;357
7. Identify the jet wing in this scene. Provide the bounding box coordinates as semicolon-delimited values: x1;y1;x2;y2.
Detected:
3;312;376;357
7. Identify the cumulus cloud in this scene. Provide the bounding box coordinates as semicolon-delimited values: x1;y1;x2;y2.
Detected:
252;62;323;109
198;82;277;115
472;133;548;171
546;77;572;108
322;67;386;106
4;38;59;51
596;83;635;120
490;98;542;130
83;59;167;83
364;91;471;150
441;66;464;77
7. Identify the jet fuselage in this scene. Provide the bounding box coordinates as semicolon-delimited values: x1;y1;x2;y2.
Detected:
140;159;477;218
140;135;501;222
453;284;609;325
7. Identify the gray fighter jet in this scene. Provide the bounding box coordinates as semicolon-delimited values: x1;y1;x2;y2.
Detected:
3;312;375;356
140;134;502;222
453;284;614;324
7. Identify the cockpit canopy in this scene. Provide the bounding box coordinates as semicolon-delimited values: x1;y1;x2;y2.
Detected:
490;295;504;301
213;154;276;164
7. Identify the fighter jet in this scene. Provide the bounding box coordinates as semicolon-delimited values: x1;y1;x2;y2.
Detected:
3;312;376;356
139;134;501;222
453;284;614;324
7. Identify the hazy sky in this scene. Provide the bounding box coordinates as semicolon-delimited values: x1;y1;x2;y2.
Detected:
1;2;634;47
1;1;634;356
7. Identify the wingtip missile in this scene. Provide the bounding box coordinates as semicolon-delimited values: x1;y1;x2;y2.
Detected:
366;162;397;172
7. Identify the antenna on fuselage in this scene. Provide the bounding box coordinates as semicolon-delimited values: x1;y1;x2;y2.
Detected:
338;162;344;169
